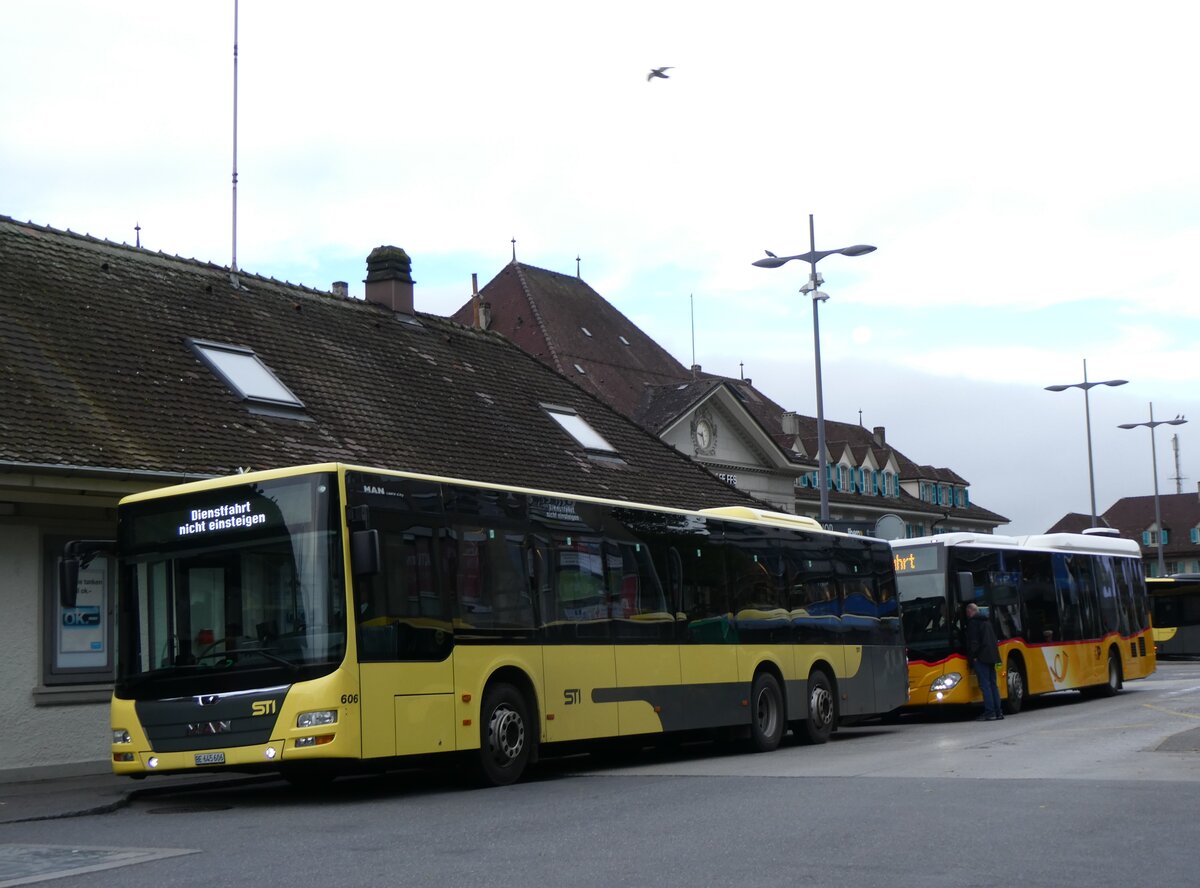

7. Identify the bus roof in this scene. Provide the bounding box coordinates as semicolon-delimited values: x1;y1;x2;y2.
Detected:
119;462;868;541
893;531;1140;557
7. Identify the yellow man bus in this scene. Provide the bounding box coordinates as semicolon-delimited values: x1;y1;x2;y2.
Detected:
63;463;908;786
893;532;1155;715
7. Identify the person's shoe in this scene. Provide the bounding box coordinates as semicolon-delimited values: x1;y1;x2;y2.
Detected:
975;714;990;721
995;713;1005;720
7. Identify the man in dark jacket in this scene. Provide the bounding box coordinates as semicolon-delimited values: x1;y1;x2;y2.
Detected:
965;602;1003;720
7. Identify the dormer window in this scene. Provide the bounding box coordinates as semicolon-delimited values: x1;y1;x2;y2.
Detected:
542;404;615;453
187;338;305;414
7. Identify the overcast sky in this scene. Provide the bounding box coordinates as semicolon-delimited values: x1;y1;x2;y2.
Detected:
4;1;1198;535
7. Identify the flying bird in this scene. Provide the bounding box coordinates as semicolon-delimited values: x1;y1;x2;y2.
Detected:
647;66;672;82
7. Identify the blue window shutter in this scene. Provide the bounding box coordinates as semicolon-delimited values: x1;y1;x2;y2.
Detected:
1163;529;1169;545
1191;528;1199;544
1142;531;1151;546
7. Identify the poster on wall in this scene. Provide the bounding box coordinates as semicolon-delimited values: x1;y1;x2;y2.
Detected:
57;557;108;669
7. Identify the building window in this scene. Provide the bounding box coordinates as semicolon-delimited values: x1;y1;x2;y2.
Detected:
542;405;615;452
1191;528;1199;544
43;534;115;689
187;339;304;409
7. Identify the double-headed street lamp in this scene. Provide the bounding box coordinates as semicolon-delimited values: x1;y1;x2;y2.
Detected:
1044;359;1128;527
1119;403;1187;577
753;214;876;525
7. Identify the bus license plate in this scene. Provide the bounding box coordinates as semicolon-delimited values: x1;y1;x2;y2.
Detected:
195;752;225;766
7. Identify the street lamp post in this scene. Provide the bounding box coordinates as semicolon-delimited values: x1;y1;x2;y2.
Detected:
1044;359;1128;527
753;214;876;525
1119;403;1187;577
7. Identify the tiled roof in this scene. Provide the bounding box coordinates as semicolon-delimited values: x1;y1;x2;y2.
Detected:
0;217;763;511
1102;493;1200;557
1045;512;1102;534
451;262;690;419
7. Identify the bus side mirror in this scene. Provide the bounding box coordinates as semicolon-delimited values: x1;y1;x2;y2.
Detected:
59;539;115;608
59;558;81;608
351;529;381;576
956;571;975;603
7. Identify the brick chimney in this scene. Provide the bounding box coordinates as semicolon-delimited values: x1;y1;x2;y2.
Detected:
873;425;886;446
363;246;415;314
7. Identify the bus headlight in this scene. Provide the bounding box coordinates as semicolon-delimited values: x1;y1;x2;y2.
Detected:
930;672;962;692
112;729;131;744
297;710;338;729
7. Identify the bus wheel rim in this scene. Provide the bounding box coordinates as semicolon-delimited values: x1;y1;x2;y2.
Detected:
489;705;525;763
810;686;832;728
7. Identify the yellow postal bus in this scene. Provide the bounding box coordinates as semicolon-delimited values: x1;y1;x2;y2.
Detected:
63;463;908;786
893;532;1155;714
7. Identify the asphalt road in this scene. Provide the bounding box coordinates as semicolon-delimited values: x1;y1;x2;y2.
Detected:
4;662;1200;888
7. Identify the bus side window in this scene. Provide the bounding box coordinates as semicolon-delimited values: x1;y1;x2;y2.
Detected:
1019;552;1059;643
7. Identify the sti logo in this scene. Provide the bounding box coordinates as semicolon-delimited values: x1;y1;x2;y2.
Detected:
251;700;277;717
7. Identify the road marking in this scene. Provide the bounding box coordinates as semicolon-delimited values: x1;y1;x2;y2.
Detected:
1141;703;1200;720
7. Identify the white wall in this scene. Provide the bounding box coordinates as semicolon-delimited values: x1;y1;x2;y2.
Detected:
0;519;111;780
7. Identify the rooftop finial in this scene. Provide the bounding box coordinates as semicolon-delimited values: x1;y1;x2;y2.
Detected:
576;254;581;279
135;222;141;248
511;237;517;262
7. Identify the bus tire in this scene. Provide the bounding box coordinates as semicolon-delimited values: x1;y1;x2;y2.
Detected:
475;682;532;786
749;671;785;753
1002;657;1026;715
797;669;835;745
1097;648;1123;697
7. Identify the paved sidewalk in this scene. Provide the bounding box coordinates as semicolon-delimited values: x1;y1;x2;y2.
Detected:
0;771;275;824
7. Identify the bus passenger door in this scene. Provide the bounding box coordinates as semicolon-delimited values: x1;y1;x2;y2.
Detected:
355;521;456;760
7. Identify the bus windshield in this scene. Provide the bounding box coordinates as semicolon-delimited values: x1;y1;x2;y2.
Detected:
893;544;955;662
115;472;346;699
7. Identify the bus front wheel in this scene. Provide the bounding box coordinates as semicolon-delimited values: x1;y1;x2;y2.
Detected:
475;682;532;786
797;670;835;745
749;672;785;752
1002;658;1027;715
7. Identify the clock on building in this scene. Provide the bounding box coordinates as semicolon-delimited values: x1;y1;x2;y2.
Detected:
693;415;715;453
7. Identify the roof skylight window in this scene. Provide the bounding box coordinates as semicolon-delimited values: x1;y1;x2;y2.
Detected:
619;335;630;346
543;405;616;452
187;338;304;411
581;326;593;337
574;363;586;374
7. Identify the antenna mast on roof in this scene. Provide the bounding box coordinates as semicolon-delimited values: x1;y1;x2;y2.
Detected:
230;0;240;288
1170;433;1187;494
690;293;696;373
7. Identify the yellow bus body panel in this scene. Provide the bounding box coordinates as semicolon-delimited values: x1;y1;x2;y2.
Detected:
614;644;681;735
907;630;1157;708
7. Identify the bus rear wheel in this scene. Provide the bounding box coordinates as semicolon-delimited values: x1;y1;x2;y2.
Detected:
475;682;532;786
1002;658;1026;715
797;670;835;745
749;672;785;752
